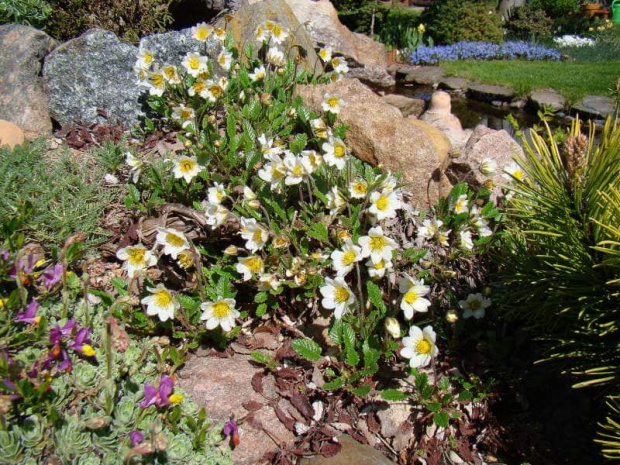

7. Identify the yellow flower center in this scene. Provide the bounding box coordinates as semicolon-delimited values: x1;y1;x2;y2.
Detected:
468;299;481;310
416;338;432;355
353;183;366;195
342;249;356;266
151;74;164;87
127;247;146;265
319;49;328;60
189;57;200;69
334;145;345;158
274;236;288;248
292;164;303;177
166;232;186;248
373;260;385;270
164;66;176;79
215;27;225;36
265;21;275;31
273;25;283;37
193;81;206;93
334;286;350;304
180;109;193;120
178;251;193;269
327;97;339;108
154;289;172;307
256;26;264;38
369;235;387;252
213;301;231;318
375;196;389;211
245;257;263;274
196;27;208;41
252;229;264;242
144;53;153;64
513;170;523;180
210;85;223;98
180;160;196;173
404;290;417;304
333;58;340;67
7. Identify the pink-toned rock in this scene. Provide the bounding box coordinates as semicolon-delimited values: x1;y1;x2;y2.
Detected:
178;354;295;465
0;24;56;138
299;434;395;465
296;78;446;208
0;119;25;149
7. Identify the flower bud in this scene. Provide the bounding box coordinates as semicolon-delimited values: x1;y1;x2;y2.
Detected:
442;270;457;279
153;433;168;452
384;317;401;339
260;93;272;106
214;140;221;148
483;286;492;296
479;158;497;176
184;140;192;148
224;245;238;256
420;259;432;269
445;309;459;323
277;68;285;75
207;115;217;124
85;417;109;430
248;199;261;210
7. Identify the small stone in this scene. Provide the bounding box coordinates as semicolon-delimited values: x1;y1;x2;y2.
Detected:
0;119;25;149
299;434;395;465
376;402;412;438
104;173;119;184
467;83;515;103
529;89;565;112
572;95;616;120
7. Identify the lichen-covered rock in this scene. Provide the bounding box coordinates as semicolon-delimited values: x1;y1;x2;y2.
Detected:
43;29;141;126
297;78;445;208
0;24;57;138
140;28;222;70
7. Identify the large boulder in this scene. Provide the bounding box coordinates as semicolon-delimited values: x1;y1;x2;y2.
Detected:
44;29;141;127
0;24;57;138
296;78;446;208
382;94;426;118
0;119;26;149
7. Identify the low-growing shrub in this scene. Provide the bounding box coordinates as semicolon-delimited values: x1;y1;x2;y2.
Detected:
420;0;504;45
45;0;178;43
504;5;554;42
410;41;561;65
0;0;51;28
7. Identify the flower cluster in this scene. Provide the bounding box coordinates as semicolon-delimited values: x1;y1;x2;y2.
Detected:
410;41;561;65
553;35;595;48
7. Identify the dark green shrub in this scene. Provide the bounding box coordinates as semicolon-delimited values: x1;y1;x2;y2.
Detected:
45;0;178;43
504;5;554;41
528;0;579;18
421;0;504;45
0;0;51;28
331;0;421;37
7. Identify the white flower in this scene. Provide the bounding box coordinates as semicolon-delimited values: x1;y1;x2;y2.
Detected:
310;118;329;139
125;151;143;183
366;257;393;279
205;202;230;229
322;93;344;114
266;47;286;67
240;217;269;252
236;255;264;281
322;136;348;170
437;229;451;247
258;134;284;157
257;273;281;292
135;48;154;70
192;22;213;42
378;173;399;193
249;65;266;82
349;180;368;199
255;24;269;42
459;229;474;250
479;158;497;176
188;78;209;99
400;325;438;368
141;284;179;322
384;317;401;338
331;56;349;74
326;186;345;214
358;226;398;265
116;244;157;278
331;240;362;276
162;64;181;85
181;52;209;78
398;275;431;320
200;297;239;331
217;50;233;71
554;34;595;47
503;161;526;182
270;24;289;45
417;218;443;241
368;189;401;221
453;194;468;214
459;293;491;319
156;227;190;259
146;70;166;96
319;277;356;319
300;150;322;173
318;47;332;62
213;26;227;42
171;105;195;129
258;154;287;191
243;186;257;201
204;79;226;102
282;151;307;185
208;182;227;205
173;155;204;183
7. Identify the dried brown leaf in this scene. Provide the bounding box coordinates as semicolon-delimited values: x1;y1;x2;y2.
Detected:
242;400;264;412
290;393;314;421
274;404;296;431
320;442;342;457
251;371;265;395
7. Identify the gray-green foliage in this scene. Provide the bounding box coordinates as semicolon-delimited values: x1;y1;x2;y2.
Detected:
0;0;51;28
0;140;123;246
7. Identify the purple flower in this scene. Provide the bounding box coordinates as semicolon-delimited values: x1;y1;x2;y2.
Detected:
140;375;181;408
69;327;92;355
1;378;21;401
9;254;36;278
50;320;76;345
130;430;145;447
0;250;9;261
14;301;40;324
223;420;240;447
41;264;64;289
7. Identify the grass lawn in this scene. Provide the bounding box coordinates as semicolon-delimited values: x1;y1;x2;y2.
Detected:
440;60;620;103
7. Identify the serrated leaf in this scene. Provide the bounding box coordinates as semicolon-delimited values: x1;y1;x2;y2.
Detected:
290;133;308;154
363;337;381;369
366;281;386;314
251;350;274;365
426;402;442;412
110;278;128;296
381;389;408;401
351;385;371;397
226;114;236;140
458;390;473;403
328;318;343;344
256;303;268;317
433;412;450;428
403;248;427;263
291;338;322;362
322;378;345;390
345;347;359;367
254;292;268;303
178;294;200;311
342;323;356;349
306;222;329;242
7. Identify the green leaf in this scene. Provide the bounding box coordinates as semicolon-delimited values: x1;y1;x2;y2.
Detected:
366;281;386;315
342;323;356;349
458;390;473;403
254;292;268;303
381;389;408;401
256;303;268;317
322;378;345;390
402;248;427;263
226;114;237;140
351;385;371;397
438;376;450;391
328;318;343;345
292;338;322;362
110;277;128;296
251;350;274;366
426;402;442;412
345;347;359;367
363;337;381;369
178;294;200;311
306;222;329;243
421;385;434;400
290;133;308;154
433;412;450;428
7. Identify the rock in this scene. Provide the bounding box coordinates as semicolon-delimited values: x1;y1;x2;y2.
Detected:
347;65;395;88
0;24;57;138
283;0;387;69
228;0;321;72
447;125;524;199
572;95;616;120
420;91;471;150
376;402;412;439
406;118;451;164
528;89;565;112
178;354;296;465
44;29;141;126
400;66;444;86
467;83;516;103
299;434;395;465
439;77;469;92
296;78;446;208
382;94;426;118
0;119;25;149
140;28;221;70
